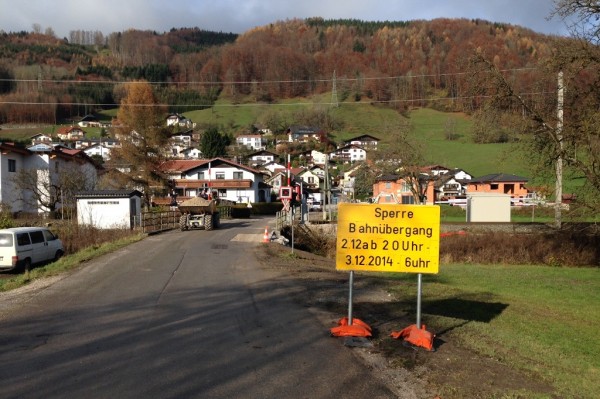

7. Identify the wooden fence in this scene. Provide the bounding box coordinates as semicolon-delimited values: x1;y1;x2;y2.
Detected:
140;206;233;234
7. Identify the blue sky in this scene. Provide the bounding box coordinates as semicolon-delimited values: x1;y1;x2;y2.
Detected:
0;0;569;38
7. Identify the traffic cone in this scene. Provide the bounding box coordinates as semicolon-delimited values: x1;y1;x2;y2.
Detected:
262;226;270;243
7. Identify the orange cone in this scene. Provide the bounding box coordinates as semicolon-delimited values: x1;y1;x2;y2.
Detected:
262;226;270;243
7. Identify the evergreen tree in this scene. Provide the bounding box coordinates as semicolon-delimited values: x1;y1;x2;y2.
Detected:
200;126;230;158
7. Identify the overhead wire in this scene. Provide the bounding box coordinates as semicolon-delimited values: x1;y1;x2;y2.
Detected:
0;67;551;108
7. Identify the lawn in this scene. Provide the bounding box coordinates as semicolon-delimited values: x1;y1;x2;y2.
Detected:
388;263;600;398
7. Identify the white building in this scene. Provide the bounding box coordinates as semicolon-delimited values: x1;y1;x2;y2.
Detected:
0;142;100;215
236;134;266;151
248;150;278;166
329;144;367;163
76;190;142;229
83;144;112;161
159;157;271;204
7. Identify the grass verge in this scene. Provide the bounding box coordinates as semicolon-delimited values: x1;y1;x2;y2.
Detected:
0;233;145;292
387;264;600;398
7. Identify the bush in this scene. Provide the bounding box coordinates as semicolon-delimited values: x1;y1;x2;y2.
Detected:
9;218;139;255
231;206;251;219
249;202;285;215
289;223;600;267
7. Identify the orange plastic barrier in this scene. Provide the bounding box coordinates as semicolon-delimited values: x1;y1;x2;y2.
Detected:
262;226;270;243
391;324;435;351
330;317;372;338
440;230;467;238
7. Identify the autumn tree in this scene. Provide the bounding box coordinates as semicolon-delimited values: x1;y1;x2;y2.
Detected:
109;81;170;208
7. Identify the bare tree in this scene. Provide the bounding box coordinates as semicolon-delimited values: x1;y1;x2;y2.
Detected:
468;1;600;220
365;119;432;204
12;161;96;218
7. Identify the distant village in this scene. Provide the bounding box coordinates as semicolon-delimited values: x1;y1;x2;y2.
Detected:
0;112;540;217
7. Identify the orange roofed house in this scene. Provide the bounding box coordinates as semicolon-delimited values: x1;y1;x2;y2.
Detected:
372;174;435;205
466;173;531;201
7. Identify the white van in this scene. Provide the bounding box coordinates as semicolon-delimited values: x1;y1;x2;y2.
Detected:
0;227;64;272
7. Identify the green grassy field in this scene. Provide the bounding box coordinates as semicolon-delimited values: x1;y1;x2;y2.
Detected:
388;263;600;398
181;99;530;178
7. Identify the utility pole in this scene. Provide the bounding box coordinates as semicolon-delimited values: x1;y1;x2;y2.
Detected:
323;154;330;221
555;71;564;229
331;70;339;108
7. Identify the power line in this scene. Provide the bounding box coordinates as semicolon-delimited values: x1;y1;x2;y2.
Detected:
0;91;556;109
0;67;540;86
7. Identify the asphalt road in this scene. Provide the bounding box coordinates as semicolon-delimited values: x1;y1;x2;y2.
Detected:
0;217;397;399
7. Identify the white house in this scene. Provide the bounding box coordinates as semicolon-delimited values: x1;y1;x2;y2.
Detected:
329;144;367;163
260;161;286;174
179;147;202;159
83;143;112;161
297;168;323;190
76;190;142;229
236;134;266;151
158;157;271;204
166;114;195;128
57;126;85;141
287;126;322;143
30;133;53;146
0;142;100;215
343;134;380;149
310;150;328;165
248;150;278;166
75;138;119;150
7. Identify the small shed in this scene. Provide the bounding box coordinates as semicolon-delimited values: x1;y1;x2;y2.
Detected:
466;192;511;223
76;190;142;229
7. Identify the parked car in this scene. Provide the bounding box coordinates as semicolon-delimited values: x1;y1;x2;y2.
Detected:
309;200;322;211
0;227;64;272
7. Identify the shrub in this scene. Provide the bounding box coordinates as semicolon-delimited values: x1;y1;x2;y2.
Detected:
289;223;600;267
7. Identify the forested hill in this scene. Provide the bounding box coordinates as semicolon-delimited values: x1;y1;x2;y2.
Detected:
0;18;563;124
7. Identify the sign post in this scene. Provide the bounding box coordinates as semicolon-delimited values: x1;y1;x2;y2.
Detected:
333;203;440;350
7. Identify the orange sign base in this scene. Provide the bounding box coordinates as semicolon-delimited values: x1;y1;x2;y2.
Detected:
391;324;435;351
330;317;372;338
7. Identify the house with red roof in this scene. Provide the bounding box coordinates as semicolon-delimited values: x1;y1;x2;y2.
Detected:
157;158;271;205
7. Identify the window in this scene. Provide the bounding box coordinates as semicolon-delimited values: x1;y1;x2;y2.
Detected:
17;233;31;246
308;177;314;184
385;182;391;189
8;159;16;172
197;172;204;180
0;234;13;247
218;189;227;197
233;172;243;179
216;172;225;180
29;231;45;244
402;195;415;204
490;184;499;190
43;230;57;242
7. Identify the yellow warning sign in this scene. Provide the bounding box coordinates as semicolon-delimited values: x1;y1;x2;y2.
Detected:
336;203;440;274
